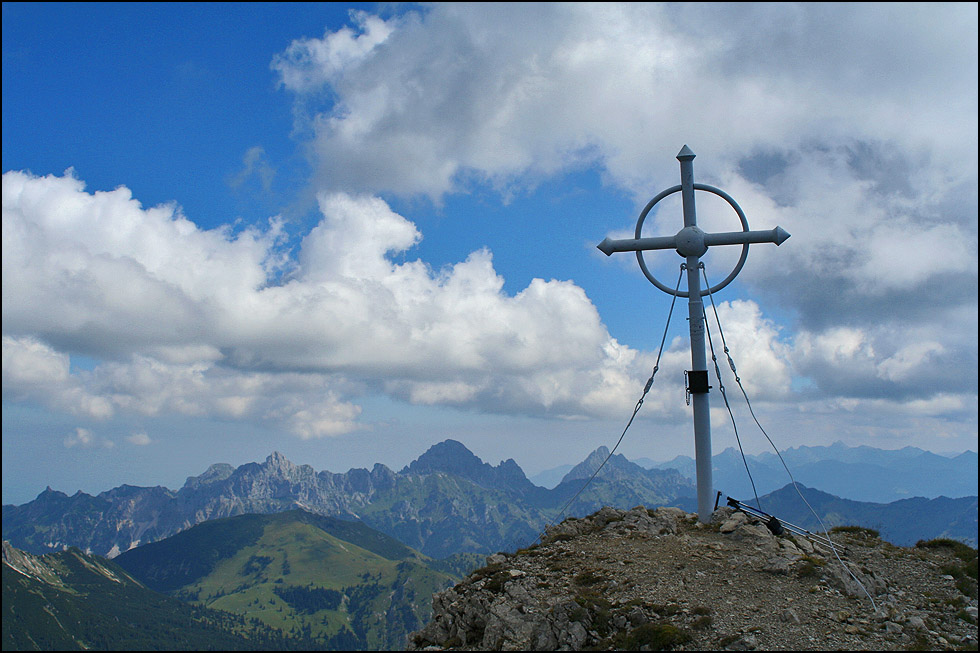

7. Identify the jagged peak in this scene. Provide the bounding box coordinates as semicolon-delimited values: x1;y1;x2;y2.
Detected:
264;451;297;471
371;462;395;476
403;439;533;493
182;462;235;490
38;486;67;498
560;445;641;484
403;439;482;473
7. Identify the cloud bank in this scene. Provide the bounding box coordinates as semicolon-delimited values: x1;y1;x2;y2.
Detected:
3;3;976;444
3;171;669;435
271;3;975;429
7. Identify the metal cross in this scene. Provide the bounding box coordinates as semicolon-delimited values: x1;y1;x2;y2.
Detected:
597;145;790;523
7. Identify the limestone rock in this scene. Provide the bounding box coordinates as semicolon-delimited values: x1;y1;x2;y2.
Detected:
409;505;978;651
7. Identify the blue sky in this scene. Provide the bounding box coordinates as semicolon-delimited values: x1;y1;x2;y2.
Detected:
2;3;977;505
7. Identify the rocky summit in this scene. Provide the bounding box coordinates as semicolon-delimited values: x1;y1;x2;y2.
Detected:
409;505;979;651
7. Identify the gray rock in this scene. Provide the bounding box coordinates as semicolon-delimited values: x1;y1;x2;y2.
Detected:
779;539;801;555
558;621;588;650
764;556;792;574
824;560;887;598
725;633;759;650
629;606;649;627
794;536;815;554
711;506;735;523
593;506;627;528
907;615;926;630
734;523;775;541
720;511;748;533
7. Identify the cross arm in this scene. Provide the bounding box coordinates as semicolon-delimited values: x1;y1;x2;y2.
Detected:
704;226;791;247
597;234;676;256
597;226;789;256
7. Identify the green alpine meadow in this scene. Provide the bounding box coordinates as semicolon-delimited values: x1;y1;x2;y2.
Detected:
2;541;310;650
112;510;460;650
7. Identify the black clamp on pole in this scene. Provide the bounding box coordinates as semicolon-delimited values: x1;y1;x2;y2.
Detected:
685;370;711;405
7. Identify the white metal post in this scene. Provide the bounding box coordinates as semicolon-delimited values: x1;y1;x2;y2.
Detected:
677;148;714;524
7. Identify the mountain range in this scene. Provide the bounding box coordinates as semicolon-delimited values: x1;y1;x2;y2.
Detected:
634;441;978;504
2;439;977;650
737;483;978;547
1;439;693;561
3;440;976;561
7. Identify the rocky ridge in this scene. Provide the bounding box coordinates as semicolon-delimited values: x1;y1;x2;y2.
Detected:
3;442;692;560
2;539;133;590
409;505;979;651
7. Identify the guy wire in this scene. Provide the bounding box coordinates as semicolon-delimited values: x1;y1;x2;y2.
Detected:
532;265;685;545
700;264;878;612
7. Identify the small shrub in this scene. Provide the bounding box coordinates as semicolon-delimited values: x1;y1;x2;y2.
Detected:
544;532;575;544
573;570;606;586
483;570;511;594
796;554;827;579
946;595;967;608
918;538;978;598
831;525;880;538
717;633;740;648
649;602;682;616
572;591;612;636
916;538;974;561
616;623;692;651
692;615;713;630
956;576;978;599
574;591;612;611
796;561;819;578
593;608;613;636
907;632;932;651
468;561;504;583
942;563;966;579
569;606;589;623
956;609;977;625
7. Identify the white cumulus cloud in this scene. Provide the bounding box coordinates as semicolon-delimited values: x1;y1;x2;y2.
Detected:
2;170;658;435
268;2;977;423
126;432;152;446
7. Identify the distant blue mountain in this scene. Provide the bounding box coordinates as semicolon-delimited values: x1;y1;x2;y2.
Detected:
646;442;977;504
1;440;693;560
726;484;978;548
2;440;974;562
529;465;574;489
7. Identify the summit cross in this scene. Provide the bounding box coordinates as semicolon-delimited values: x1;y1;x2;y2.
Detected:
597;145;790;523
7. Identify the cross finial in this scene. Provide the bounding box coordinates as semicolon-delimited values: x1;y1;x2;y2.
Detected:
677;144;696;161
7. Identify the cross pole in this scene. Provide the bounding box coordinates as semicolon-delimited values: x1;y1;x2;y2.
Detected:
597;145;790;523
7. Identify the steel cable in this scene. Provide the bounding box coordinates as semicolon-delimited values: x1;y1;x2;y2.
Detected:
532;265;685;545
700;265;877;611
